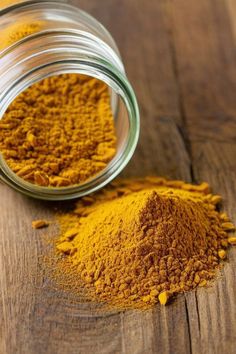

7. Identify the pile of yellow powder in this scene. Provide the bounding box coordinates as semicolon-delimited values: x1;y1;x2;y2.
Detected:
48;177;236;309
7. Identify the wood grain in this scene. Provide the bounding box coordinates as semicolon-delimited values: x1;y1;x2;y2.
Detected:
1;0;236;353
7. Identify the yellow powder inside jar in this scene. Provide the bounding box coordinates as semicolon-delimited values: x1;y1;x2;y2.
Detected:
0;74;117;187
43;177;235;310
0;21;44;50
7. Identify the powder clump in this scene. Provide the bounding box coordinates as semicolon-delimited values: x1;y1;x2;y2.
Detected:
54;177;235;309
32;219;49;229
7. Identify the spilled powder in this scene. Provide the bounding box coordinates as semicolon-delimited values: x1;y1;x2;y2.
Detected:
32;219;49;229
43;177;235;309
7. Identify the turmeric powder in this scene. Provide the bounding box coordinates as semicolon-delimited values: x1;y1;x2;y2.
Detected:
0;21;44;50
0;74;116;186
1;0;24;7
32;219;49;229
48;177;235;309
0;21;117;187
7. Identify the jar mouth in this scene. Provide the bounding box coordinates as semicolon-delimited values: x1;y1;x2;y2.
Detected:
0;61;140;200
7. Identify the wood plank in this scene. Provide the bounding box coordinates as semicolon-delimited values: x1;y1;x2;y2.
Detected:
188;141;236;354
166;0;236;352
166;0;236;120
225;0;236;41
124;115;191;181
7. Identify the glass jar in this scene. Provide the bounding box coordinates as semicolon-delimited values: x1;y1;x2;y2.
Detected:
0;0;139;200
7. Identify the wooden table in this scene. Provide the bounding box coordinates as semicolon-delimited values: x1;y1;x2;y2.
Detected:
1;1;236;353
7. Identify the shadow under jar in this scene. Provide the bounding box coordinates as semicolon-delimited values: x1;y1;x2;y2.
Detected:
0;0;140;200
